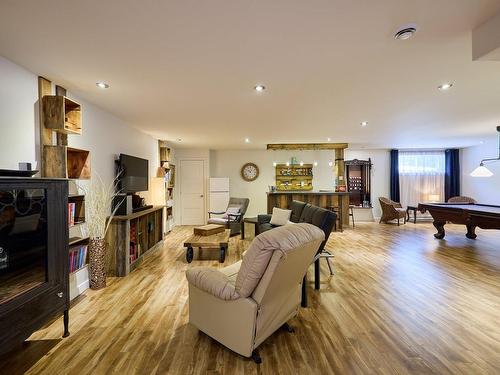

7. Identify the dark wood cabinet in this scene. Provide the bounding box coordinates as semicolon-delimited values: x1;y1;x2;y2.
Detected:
345;159;372;207
0;178;69;354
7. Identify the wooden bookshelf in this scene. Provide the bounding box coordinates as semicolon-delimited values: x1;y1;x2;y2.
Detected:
158;140;175;234
275;164;313;191
38;78;91;302
68;195;89;300
106;206;164;277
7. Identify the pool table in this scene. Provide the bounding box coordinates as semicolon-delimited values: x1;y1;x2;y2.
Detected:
418;203;500;239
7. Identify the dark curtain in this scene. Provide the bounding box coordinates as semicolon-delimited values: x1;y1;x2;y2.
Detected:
445;149;460;201
390;149;400;202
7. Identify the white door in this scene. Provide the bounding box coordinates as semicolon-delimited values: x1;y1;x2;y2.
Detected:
180;160;205;225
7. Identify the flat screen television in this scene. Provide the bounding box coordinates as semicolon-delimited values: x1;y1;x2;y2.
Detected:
118;154;149;193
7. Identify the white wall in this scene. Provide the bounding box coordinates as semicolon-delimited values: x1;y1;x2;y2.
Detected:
461;136;500;205
0;57;38;170
209;148;390;218
0;55;159;203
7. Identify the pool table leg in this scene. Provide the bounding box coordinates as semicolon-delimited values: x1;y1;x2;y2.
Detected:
466;224;477;239
433;220;446;239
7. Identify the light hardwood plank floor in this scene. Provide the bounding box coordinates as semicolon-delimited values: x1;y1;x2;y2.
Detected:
2;222;500;375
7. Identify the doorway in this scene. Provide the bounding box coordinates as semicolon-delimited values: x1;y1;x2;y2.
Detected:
180;159;206;225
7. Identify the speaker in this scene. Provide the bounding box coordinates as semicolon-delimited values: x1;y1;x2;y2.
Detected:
113;194;132;216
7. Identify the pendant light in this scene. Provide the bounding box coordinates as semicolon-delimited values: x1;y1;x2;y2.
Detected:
470;126;500;177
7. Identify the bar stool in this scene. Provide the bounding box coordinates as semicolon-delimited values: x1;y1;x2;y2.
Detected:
349;205;355;228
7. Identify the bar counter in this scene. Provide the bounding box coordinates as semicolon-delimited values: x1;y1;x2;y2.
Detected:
267;191;350;227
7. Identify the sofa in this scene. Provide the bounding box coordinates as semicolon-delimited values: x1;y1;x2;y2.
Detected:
186;223;325;363
257;200;336;301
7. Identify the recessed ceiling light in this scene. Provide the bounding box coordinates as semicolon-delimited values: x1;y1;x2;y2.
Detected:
254;84;265;92
327;137;331;142
96;81;109;89
244;138;250;143
394;26;417;40
314;161;318;166
176;138;182;142
361;121;368;127
438;83;453;91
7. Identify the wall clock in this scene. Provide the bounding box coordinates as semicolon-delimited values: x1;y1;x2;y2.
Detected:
241;162;259;182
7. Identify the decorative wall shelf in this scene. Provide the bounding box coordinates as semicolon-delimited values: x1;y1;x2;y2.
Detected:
43;95;82;135
42;146;91;179
275;164;313;191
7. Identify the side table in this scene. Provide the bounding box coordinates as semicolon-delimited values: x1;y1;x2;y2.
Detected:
241;217;259;239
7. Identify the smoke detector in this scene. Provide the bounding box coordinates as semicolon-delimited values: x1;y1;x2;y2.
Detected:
394;25;417;40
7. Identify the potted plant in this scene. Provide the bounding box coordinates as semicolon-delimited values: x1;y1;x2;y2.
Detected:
81;173;121;290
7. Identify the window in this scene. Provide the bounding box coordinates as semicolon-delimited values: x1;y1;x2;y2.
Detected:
398;151;445;206
399;151;445;175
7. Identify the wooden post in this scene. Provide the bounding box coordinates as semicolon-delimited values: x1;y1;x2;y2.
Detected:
335;148;345;182
38;77;53;177
55;85;68;146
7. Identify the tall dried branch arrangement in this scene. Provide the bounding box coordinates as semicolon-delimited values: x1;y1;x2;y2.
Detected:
80;173;122;239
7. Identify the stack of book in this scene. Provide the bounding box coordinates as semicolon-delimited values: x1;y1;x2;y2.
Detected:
69;244;88;273
68;202;76;226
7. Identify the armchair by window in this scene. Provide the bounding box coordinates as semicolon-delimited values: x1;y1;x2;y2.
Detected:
379;197;407;225
208;197;249;236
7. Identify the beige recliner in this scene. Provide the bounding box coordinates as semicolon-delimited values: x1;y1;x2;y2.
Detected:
186;223;324;363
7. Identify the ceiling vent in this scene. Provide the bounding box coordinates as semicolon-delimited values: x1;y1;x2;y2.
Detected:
394;26;417;40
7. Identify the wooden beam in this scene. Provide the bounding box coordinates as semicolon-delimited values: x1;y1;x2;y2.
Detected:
38;77;52;176
335;148;345;185
267;143;348;151
55;85;68;146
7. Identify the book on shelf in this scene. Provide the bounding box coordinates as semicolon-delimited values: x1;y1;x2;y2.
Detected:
68;202;76;226
69;244;88;273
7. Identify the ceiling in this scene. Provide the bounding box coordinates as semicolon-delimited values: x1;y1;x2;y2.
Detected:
1;0;500;150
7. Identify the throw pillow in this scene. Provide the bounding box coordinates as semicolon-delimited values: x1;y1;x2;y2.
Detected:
269;207;292;226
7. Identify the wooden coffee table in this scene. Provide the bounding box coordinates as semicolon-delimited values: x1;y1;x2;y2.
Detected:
184;229;231;263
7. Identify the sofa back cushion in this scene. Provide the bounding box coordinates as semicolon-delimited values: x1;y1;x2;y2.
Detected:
235;223;325;298
289;200;306;222
298;204;336;250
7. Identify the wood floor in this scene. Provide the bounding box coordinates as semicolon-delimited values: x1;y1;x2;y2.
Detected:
2;222;500;374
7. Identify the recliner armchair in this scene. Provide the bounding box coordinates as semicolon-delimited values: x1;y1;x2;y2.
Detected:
186;223;324;363
208;197;249;236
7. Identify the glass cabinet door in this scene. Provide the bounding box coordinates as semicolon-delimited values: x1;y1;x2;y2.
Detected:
0;189;48;304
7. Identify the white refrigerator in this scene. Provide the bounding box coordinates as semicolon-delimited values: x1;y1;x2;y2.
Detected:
209;178;230;213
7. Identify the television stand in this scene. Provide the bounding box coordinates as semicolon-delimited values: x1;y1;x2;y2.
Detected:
106;205;165;276
133;205;153;213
